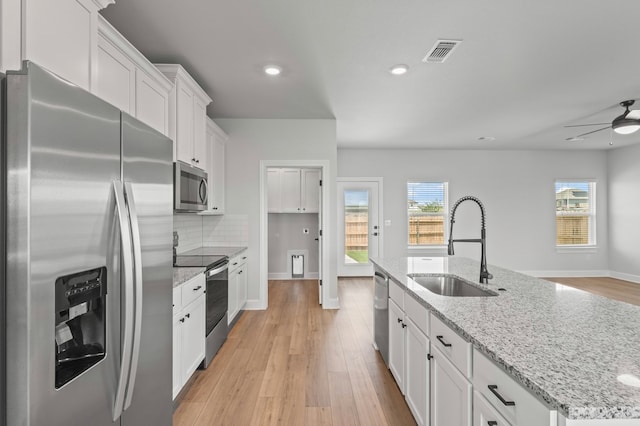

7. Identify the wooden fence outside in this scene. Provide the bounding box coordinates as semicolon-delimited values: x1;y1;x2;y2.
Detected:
344;214;445;250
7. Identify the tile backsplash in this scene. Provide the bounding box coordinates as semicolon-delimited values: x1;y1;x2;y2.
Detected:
173;213;249;253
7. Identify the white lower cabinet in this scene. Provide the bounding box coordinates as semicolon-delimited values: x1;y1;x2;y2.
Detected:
388;298;406;393
474;390;511;426
431;346;472;426
405;317;431;426
172;274;206;400
228;253;248;326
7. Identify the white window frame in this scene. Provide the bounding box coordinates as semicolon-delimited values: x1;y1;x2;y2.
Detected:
555;179;597;253
407;181;449;253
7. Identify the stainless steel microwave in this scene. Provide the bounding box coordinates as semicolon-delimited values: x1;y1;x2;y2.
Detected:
174;161;208;212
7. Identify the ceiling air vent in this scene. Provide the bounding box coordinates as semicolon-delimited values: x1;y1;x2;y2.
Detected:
422;39;462;63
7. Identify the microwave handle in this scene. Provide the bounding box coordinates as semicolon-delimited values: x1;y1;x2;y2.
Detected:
199;178;208;204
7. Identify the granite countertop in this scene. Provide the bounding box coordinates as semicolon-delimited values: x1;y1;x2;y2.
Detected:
173;246;248;288
370;256;640;420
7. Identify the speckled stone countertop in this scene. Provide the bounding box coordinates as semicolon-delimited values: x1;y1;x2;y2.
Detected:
173;246;248;288
172;267;204;288
370;256;640;420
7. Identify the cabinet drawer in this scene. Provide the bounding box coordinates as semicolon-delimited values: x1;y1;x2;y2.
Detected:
173;287;182;315
389;278;404;309
473;390;511;426
181;273;205;307
405;294;429;337
430;313;471;378
473;348;552;426
229;253;247;274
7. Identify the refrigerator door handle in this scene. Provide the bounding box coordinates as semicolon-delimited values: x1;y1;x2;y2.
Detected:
123;182;144;411
112;181;136;421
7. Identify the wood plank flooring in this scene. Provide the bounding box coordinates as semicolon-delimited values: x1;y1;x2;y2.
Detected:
543;276;640;306
173;278;415;426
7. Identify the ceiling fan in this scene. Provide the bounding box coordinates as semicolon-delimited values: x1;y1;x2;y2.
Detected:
565;100;640;138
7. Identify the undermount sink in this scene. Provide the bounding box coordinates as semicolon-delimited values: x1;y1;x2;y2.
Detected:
407;274;498;297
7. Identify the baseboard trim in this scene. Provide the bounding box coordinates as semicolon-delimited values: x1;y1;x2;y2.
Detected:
322;297;340;309
244;299;266;310
609;271;640;284
519;270;610;278
268;272;319;280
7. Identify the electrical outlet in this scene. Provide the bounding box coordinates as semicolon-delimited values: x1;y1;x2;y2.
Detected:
303;228;309;234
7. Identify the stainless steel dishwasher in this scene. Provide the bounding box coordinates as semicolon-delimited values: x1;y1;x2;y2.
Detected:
373;266;389;366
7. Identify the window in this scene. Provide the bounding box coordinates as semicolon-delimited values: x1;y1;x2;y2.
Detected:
555;180;596;247
408;182;448;246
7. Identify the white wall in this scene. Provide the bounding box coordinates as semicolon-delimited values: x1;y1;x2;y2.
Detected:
268;213;319;277
338;149;609;274
607;143;640;282
216;119;338;308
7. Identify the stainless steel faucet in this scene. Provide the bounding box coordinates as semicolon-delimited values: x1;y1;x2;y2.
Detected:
447;196;493;284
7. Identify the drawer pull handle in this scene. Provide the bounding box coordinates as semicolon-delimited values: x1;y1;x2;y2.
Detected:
487;422;498;426
436;335;452;347
488;385;515;406
193;286;202;291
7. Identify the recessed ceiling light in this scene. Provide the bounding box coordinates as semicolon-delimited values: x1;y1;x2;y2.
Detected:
264;65;282;76
565;137;585;142
389;64;409;75
477;136;496;141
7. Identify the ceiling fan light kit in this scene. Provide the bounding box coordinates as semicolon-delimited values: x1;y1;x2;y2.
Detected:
612;101;640;134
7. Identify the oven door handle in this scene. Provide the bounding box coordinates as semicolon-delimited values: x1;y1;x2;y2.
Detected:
207;263;229;277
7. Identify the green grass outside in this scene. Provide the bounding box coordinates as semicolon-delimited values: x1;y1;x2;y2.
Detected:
346;250;369;263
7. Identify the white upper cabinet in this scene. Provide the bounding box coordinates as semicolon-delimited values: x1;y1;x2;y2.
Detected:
267;168;321;213
201;118;227;215
2;0;114;86
94;15;171;135
156;64;212;170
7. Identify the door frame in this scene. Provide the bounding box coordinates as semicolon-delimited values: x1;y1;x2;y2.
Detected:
337;177;384;276
260;160;332;308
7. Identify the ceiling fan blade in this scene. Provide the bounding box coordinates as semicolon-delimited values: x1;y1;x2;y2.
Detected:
564;123;610;128
626;110;640;119
575;126;610;138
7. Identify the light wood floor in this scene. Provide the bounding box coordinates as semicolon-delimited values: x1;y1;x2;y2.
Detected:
543;276;640;306
173;278;415;426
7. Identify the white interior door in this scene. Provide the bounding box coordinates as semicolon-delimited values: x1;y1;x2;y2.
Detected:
337;180;381;276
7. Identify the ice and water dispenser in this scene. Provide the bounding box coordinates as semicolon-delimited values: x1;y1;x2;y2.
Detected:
54;267;107;388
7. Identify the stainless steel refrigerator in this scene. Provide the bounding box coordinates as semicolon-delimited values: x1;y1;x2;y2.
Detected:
1;61;173;425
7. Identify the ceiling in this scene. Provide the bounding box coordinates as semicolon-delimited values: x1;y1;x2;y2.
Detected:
102;0;640;150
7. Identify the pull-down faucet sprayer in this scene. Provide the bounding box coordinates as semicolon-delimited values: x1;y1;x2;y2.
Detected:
447;196;493;284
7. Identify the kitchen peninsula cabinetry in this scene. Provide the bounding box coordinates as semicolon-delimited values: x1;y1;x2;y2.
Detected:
228;252;248;326
172;273;205;399
94;16;172;136
267;168;321;213
156;64;212;170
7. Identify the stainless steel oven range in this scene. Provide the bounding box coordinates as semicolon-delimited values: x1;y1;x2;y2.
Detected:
173;254;229;368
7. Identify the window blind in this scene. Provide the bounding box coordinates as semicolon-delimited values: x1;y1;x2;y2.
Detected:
408;182;447;246
555;181;595;246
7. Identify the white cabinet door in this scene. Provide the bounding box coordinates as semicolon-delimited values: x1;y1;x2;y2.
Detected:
267;169;282;213
280;169;302;212
431;347;472;426
237;262;247;311
172;313;183;400
192;97;208;170
228;269;239;325
95;32;136;113
181;295;205;383
301;169;320;213
175;81;194;165
135;69;170;136
406;317;430;426
388;298;406;394
206;120;226;214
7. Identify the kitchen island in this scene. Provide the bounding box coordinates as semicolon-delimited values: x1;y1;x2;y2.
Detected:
371;256;640;425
